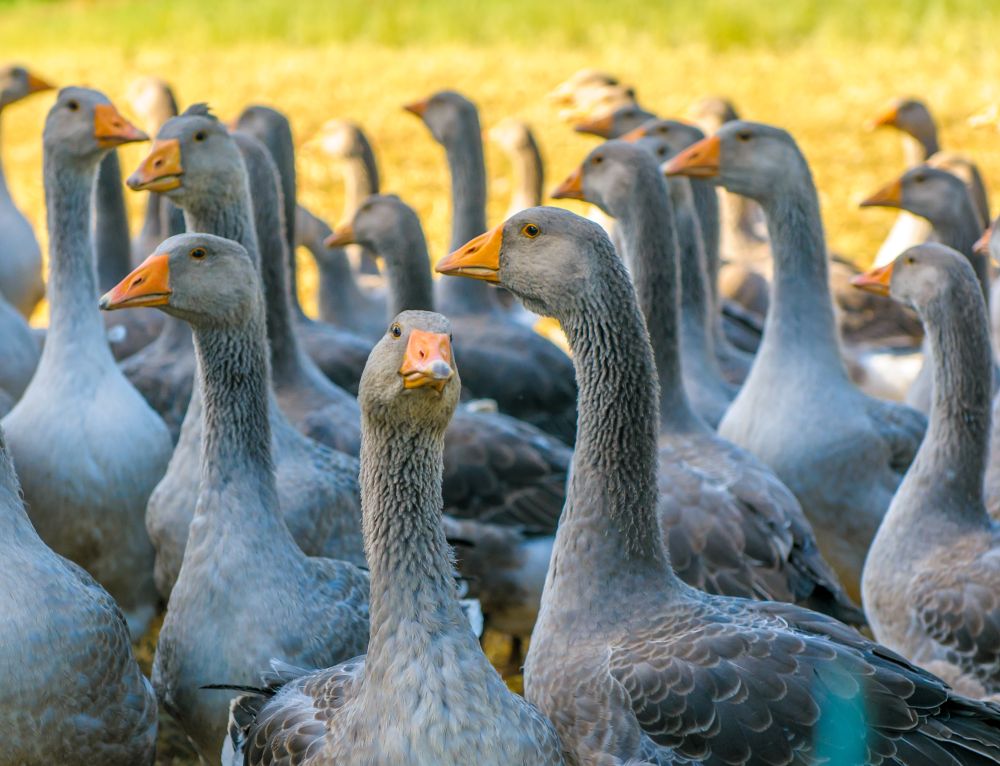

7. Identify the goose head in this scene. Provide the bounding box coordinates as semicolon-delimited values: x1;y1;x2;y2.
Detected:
99;233;259;328
436;206;610;318
552;140;659;217
620;118;706;164
316;118;369;159
860;164;968;224
44;87;147;165
573;103;656;139
867;97;936;142
359;310;460;428
663;120;804;202
325;193;418;256
404;90;478;146
0;65;53;109
127;103;239;202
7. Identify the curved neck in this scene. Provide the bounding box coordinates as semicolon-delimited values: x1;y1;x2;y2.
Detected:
926;196;990;303
689;177;721;311
378;224;435;319
42;151;114;362
360;415;473;673
437;115;497;315
902;130;939;166
505;136;543;216
901;284;991;525
612;168;701;433
304;217;367;326
757;173;847;378
93;150;133;293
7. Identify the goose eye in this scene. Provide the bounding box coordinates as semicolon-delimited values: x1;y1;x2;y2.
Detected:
913;175;925;183
66;100;80;112
390;323;402;338
189;247;207;260
736;131;752;142
592;155;603;165
522;223;540;238
906;256;915;264
657;126;669;135
657;147;667;158
194;131;206;142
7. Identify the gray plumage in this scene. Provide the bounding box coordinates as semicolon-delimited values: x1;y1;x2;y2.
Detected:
442;206;1000;765
227;311;566;766
3;87;171;638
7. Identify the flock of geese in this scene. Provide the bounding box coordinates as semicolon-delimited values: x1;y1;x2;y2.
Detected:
4;61;1000;765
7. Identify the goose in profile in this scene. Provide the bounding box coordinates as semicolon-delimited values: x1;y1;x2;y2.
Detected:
2;87;172;638
438;205;1000;766
665;122;926;599
223;310;566;766
101;233;369;764
854;244;1000;700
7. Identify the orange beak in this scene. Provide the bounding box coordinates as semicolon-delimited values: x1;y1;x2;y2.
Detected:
551;165;585;200
573;111;615;138
974;222;995;256
127;138;183;192
860;177;903;209
618;124;649;143
866;103;900;131
400;329;454;392
93;103;148;149
404;99;429;118
851;261;894;297
663;134;720;178
99;253;172;310
25;71;55;95
324;222;356;248
436;225;502;283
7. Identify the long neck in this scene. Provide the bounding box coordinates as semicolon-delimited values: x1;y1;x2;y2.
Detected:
192;310;285;533
900;284;991;525
614;170;702;433
928;197;991;303
506;136;543;216
437;114;497;314
380;226;435;318
360;415;472;672
757;173;848;377
342;149;379;215
902;127;939;166
93;150;133;292
0;114;11;204
42;150;114;361
304;218;366;326
689;178;721;312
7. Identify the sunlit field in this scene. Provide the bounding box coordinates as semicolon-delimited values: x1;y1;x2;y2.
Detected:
4;1;1000;762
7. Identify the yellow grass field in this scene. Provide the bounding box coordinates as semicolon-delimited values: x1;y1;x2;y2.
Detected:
3;2;1000;762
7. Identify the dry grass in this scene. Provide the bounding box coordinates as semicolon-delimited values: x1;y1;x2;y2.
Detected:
4;2;1000;762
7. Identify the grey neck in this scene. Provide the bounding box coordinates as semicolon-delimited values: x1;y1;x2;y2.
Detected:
377;223;435;318
506;135;544;216
304;220;367;326
688;177;721;311
756;174;848;378
902;129;939;167
437;113;497;315
900;282;991;526
926;197;990;303
0;428;39;542
612;167;702;433
42;150;114;363
93;150;133;293
0;114;11;204
360;415;474;675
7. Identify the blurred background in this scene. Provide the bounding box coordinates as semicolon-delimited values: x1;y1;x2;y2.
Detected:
3;0;1000;327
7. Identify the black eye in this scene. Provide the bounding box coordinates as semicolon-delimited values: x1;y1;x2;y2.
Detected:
592;155;603;164
736;131;752;142
390;323;402;338
190;247;206;259
522;223;540;238
906;256;915;264
657;147;667;158
913;174;925;183
194;131;206;142
658;126;669;135
66;100;79;112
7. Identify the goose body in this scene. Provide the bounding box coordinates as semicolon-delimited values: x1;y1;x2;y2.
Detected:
102;233;369;765
437;206;1000;766
666;122;926;600
3;88;171;638
226;311;565;766
856;244;1000;700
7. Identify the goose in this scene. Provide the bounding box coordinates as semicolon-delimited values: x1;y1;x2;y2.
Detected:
438;206;1000;766
550;141;859;622
853;243;1000;700
0;423;157;764
234;105;371;395
94;148;167;360
553;142;737;426
126;104;365;597
2;87;171;638
861;164;994;414
328;193;573;650
867;97;990;267
405;89;578;444
975;221;1000;519
487;117;545;217
295;203;385;333
101;233;369;765
572;103;657;139
547;68;636;124
222;310;566;766
665;122;927;600
0;64;49;316
126;76;182;264
315;117;383;276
